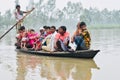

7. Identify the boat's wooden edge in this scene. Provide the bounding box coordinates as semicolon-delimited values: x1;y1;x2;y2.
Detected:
16;49;100;54
15;49;100;59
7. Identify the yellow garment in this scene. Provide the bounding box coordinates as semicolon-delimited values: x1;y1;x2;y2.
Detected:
82;30;91;49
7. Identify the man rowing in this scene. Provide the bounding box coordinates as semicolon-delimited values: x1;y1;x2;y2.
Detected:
15;5;34;32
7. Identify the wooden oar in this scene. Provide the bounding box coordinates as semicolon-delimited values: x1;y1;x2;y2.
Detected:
0;8;35;40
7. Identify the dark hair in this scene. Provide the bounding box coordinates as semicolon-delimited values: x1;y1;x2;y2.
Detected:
56;29;58;32
80;22;86;28
46;26;50;29
60;26;67;32
51;26;56;29
20;26;25;30
30;29;35;32
43;26;50;29
16;5;20;9
43;26;47;29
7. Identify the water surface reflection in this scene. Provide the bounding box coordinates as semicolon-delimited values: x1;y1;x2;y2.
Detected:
16;52;99;80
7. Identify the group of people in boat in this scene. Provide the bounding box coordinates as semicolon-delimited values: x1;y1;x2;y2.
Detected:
15;5;91;52
15;21;91;52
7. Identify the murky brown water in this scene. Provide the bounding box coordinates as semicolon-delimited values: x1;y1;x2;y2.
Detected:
0;28;120;80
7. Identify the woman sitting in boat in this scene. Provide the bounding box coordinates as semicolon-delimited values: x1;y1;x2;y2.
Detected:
20;30;28;49
54;26;71;51
42;26;57;52
71;22;91;50
27;29;38;49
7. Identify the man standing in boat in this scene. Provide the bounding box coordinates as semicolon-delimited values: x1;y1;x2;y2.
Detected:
15;5;34;32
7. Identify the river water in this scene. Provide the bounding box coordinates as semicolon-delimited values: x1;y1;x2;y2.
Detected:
0;28;120;80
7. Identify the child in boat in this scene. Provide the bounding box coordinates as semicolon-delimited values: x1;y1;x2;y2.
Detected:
43;26;50;37
21;32;28;49
44;26;51;37
54;26;71;51
15;28;22;49
42;26;57;52
34;28;46;51
15;26;26;49
34;26;52;51
19;26;28;49
71;22;91;50
28;29;38;49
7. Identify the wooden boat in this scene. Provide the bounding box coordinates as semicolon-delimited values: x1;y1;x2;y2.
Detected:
16;49;100;59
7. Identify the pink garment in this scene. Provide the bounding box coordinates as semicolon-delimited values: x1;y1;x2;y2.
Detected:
28;33;38;46
55;32;70;41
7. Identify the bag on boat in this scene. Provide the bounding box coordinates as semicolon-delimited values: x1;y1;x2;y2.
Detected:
69;42;77;51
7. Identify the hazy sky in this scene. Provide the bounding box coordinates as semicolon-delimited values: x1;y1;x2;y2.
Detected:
0;0;120;14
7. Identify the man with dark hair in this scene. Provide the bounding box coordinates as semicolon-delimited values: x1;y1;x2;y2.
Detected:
80;22;86;27
43;26;47;29
42;26;57;52
79;22;91;50
51;26;56;30
60;26;66;32
19;26;25;31
71;21;91;50
55;26;70;51
15;5;34;32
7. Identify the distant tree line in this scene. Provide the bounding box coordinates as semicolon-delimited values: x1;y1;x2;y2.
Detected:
0;0;120;30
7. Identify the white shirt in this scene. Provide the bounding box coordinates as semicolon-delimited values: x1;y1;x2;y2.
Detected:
15;11;23;21
42;31;57;51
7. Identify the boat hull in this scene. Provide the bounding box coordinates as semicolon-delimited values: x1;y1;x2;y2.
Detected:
16;49;100;59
